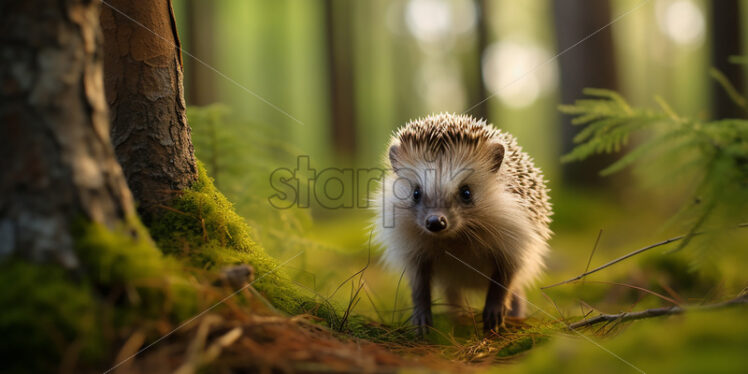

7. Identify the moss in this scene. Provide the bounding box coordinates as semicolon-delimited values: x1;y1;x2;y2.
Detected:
149;163;339;324
76;220;168;284
344;315;417;342
0;261;101;373
0;219;202;372
75;221;199;322
496;334;549;358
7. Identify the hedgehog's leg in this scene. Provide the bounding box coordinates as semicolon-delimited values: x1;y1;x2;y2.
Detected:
507;289;526;318
409;258;433;337
482;268;511;333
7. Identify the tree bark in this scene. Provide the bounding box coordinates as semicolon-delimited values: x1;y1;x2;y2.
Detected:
100;0;198;218
553;0;619;186
710;0;744;119
324;0;357;160
0;0;136;268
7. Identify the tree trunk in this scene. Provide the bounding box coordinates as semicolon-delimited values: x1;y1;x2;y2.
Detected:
0;0;137;268
324;0;357;160
100;0;198;218
711;0;744;119
553;0;619;186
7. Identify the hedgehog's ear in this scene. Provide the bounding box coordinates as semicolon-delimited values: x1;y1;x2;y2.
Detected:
388;143;401;171
489;142;505;173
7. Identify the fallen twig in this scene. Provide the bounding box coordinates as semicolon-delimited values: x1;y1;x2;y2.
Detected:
569;293;748;330
581;229;603;285
542;223;748;289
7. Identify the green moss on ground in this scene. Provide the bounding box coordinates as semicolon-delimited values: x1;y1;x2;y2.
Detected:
149;163;341;325
496;334;550;358
1;221;199;373
75;221;199;323
76;220;174;285
0;261;100;373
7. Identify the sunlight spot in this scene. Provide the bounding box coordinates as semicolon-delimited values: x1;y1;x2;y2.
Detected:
404;0;476;44
656;0;705;47
405;0;452;43
481;40;557;109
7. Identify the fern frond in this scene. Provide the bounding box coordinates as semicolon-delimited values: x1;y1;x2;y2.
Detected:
654;96;680;121
562;86;748;259
600;127;689;176
581;88;633;114
573;117;623;143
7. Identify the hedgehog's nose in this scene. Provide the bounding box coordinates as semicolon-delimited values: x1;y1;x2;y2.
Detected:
425;215;447;232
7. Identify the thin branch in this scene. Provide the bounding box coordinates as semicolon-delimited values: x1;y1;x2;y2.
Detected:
582;229;603;285
540;290;567;323
542;223;748;289
569;294;748;329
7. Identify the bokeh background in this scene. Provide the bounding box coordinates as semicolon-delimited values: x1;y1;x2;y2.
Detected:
168;0;747;369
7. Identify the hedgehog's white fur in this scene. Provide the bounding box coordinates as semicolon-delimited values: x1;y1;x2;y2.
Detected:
372;113;552;311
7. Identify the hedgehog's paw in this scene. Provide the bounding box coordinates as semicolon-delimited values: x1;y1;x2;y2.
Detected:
482;302;505;335
412;307;433;338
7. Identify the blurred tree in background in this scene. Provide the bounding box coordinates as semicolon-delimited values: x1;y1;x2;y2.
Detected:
710;0;744;119
553;0;619;186
183;0;218;106
324;0;358;160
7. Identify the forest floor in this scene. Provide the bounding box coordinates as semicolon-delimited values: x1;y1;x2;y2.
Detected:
116;285;748;374
89;167;748;374
121;292;559;373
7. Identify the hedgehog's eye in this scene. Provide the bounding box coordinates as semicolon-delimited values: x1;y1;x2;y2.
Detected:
413;185;422;203
459;185;472;203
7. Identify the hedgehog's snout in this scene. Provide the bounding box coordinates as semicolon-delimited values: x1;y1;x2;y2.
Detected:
425;215;448;232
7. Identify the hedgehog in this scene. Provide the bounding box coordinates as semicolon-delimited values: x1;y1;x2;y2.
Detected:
372;113;552;334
